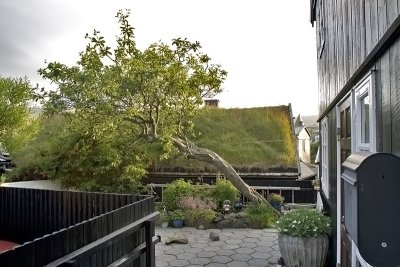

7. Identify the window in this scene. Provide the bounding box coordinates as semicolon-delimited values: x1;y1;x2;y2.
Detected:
354;74;376;152
321;117;329;198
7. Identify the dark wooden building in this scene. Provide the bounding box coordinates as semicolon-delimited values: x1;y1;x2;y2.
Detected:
311;0;400;266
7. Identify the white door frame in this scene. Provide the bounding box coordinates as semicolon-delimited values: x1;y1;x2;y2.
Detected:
336;71;375;267
335;93;352;266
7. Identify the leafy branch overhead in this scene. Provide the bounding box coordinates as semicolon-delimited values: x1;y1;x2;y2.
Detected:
39;9;227;150
38;10;279;214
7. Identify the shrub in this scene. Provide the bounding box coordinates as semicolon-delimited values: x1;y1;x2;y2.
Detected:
163;179;195;211
212;177;240;206
245;203;278;228
275;209;331;237
179;196;217;223
179;196;217;210
267;193;284;203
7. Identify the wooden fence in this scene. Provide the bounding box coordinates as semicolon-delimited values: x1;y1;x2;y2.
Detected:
0;187;159;267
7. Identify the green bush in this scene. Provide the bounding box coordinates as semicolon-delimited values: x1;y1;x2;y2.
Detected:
276;209;331;237
179;196;217;223
245;203;278;228
267;193;284;203
163;179;195;211
9;114;148;193
212;178;240;206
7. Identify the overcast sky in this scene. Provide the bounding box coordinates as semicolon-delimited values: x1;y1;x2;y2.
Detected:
0;0;318;116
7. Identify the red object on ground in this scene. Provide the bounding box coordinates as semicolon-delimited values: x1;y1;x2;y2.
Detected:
0;240;18;253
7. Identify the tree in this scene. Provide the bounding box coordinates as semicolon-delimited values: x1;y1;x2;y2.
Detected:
39;10;279;215
0;76;39;152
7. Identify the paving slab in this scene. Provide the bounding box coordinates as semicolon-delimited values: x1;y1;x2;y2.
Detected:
155;227;281;266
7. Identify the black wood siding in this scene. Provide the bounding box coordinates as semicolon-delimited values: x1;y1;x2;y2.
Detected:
316;0;400;113
373;36;400;155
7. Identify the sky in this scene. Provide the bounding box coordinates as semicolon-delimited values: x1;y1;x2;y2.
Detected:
0;0;318;116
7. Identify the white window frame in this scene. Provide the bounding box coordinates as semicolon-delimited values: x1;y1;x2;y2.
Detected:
320;117;329;198
353;73;376;152
351;72;376;266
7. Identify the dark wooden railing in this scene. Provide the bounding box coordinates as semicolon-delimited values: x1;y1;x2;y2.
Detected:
0;187;159;267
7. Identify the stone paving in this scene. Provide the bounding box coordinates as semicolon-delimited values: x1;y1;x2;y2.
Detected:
155;227;281;267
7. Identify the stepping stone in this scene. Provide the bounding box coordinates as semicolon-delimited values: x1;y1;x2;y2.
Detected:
210;231;220;241
165;234;188;245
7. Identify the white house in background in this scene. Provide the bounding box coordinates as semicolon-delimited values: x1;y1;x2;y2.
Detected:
294;114;311;163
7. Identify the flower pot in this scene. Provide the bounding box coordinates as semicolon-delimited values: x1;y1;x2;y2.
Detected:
278;233;328;267
172;219;183;228
270;202;282;212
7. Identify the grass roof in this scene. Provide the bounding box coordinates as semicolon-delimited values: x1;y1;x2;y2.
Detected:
150;105;297;173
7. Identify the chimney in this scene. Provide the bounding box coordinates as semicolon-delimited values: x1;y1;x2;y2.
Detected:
204;99;219;107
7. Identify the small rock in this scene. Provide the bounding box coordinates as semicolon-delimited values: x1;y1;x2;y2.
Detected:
165;234;188;245
198;225;205;230
209;232;220;241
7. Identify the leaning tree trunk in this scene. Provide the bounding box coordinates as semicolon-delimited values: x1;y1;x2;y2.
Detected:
172;137;280;217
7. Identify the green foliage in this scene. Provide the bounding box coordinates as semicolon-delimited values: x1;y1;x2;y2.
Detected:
185;209;216;223
170;209;185;220
212;178;240;206
0;76;40;152
8;115;67;181
179;196;217;223
245;203;278;228
276;209;331;237
39;9;226;161
34;10;230;192
267;193;285;203
163;179;195;210
9;113;147;193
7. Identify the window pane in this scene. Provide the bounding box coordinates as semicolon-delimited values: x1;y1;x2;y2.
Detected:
346;107;351;138
361;94;370;143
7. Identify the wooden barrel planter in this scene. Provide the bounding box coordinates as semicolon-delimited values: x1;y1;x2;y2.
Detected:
278;233;329;267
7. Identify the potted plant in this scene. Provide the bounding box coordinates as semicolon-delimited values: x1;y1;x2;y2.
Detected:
276;209;331;267
170;209;185;228
267;193;284;212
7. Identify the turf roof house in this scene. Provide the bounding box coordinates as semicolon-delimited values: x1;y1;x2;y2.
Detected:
146;104;316;203
311;0;400;266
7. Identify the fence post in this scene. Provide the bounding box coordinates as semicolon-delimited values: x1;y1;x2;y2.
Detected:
144;220;155;267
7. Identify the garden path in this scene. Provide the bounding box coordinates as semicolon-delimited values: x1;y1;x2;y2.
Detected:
155;227;281;267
